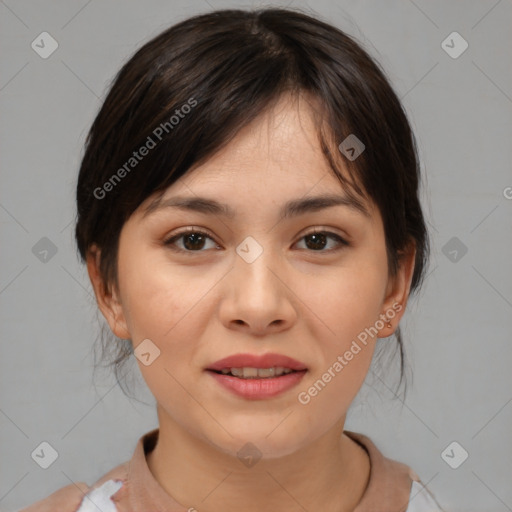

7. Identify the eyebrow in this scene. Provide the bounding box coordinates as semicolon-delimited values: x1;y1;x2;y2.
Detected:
142;193;370;220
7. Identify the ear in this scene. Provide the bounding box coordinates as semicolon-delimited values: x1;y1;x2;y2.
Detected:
86;244;131;340
377;241;416;338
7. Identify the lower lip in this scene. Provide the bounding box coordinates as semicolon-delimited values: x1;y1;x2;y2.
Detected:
206;370;307;400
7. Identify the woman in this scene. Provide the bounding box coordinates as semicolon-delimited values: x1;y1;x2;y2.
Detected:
21;7;443;511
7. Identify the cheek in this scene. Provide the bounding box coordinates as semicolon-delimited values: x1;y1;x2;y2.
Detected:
119;255;207;410
292;259;387;412
117;242;198;341
297;261;387;343
117;244;219;398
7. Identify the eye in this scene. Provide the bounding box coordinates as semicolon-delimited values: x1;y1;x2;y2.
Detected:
164;227;349;254
294;229;349;252
163;228;220;253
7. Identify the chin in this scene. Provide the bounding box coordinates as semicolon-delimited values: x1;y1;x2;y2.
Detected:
203;419;313;461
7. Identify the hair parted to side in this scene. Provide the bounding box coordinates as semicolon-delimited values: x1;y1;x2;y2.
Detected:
74;7;429;400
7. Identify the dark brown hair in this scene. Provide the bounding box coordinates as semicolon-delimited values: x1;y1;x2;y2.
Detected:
75;7;429;399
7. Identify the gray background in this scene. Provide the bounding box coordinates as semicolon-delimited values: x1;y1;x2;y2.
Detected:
1;1;511;510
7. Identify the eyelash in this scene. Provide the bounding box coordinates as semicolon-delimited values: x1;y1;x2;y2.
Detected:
163;227;350;254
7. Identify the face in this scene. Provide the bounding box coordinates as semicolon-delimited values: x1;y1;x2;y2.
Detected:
88;93;414;459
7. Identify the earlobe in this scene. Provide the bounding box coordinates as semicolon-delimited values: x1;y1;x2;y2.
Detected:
86;245;131;340
379;242;416;336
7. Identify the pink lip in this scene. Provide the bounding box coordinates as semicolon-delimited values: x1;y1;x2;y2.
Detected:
206;353;307;372
205;352;308;400
207;370;307;400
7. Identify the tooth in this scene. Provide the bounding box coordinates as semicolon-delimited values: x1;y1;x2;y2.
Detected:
257;368;275;378
224;367;296;379
242;367;259;378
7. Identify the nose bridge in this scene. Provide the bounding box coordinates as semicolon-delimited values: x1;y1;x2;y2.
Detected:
233;234;281;300
220;233;295;333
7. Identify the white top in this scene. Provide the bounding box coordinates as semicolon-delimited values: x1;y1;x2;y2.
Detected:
73;479;442;511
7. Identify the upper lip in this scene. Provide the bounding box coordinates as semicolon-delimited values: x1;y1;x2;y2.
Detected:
206;353;308;372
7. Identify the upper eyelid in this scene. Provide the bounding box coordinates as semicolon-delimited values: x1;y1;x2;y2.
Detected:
167;226;217;241
165;227;349;247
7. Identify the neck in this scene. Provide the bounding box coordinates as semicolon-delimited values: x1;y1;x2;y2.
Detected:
146;408;370;512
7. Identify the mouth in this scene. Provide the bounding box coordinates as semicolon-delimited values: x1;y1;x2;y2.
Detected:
205;353;308;399
208;366;304;379
206;352;308;374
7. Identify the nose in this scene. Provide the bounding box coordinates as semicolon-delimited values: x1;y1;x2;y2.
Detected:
219;244;297;337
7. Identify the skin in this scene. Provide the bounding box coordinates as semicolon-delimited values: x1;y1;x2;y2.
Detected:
87;93;416;512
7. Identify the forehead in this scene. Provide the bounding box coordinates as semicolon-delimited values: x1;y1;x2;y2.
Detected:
174;95;344;189
138;93;375;222
197;93;329;175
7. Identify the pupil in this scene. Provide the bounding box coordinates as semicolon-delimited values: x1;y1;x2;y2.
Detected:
184;233;205;250
306;233;326;250
182;233;327;251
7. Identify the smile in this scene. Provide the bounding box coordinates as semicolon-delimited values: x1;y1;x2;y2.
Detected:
215;366;296;378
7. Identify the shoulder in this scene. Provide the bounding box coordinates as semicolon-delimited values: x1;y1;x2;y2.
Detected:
405;480;445;512
17;463;128;512
344;430;444;511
